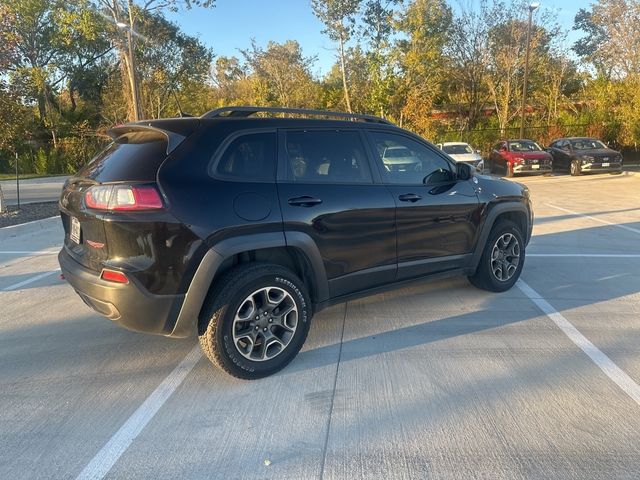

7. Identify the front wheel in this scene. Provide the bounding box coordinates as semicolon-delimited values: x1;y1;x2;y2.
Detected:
198;263;312;380
468;220;525;292
570;160;582;176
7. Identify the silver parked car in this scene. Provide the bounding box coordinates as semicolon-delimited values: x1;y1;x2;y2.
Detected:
437;142;484;172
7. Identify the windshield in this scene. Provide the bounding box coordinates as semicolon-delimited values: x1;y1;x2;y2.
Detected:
384;147;412;158
442;144;473;155
509;140;542;152
571;139;607;150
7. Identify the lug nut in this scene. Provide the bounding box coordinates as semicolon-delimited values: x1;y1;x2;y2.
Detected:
263;328;267;332
255;326;259;330
268;318;273;323
264;312;268;316
255;316;259;320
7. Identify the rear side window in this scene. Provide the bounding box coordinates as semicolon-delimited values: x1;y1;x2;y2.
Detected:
77;132;168;182
215;132;276;181
284;130;372;184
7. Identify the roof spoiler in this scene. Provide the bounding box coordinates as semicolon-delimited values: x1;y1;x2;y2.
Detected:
108;125;185;155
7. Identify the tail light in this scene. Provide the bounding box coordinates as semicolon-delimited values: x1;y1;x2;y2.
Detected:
100;269;129;284
85;184;163;211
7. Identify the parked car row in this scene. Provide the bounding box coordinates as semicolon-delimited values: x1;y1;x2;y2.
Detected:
437;137;624;177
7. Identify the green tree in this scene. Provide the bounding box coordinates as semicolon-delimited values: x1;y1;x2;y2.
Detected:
92;0;215;120
394;0;452;136
312;0;361;112
241;40;320;108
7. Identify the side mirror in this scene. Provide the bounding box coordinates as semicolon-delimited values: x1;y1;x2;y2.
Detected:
423;168;455;185
476;149;481;154
456;162;473;181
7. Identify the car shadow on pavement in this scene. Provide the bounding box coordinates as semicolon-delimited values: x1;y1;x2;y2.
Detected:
290;221;640;375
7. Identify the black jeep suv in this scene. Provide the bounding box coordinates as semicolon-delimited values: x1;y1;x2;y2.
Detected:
58;106;533;379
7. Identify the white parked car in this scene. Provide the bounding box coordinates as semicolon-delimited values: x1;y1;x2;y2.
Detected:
381;146;422;172
436;142;484;172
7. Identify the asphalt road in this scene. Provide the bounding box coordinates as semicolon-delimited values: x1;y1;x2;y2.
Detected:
0;175;69;205
1;171;639;479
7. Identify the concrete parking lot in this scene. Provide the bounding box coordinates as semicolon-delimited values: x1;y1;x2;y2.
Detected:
1;171;639;479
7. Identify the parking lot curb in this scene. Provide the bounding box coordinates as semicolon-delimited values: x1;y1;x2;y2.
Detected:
0;215;61;242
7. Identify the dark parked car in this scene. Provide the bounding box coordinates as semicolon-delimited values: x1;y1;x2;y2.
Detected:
546;137;623;175
58;106;533;379
489;139;553;177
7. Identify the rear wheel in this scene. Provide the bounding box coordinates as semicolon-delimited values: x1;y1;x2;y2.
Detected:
468;220;525;292
570;160;581;176
198;263;312;380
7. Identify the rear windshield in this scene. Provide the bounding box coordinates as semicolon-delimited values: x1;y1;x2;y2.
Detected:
384;147;412;158
442;144;473;154
76;132;168;182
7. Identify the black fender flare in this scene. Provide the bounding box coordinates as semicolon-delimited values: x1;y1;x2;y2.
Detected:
470;201;531;271
168;231;328;338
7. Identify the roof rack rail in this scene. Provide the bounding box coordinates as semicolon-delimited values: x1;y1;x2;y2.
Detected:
201;106;393;125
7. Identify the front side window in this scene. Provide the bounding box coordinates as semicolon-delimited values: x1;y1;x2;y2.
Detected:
215;132;276;181
284;130;372;184
370;132;451;184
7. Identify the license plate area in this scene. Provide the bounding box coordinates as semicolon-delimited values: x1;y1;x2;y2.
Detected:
531;164;540;169
602;162;610;167
70;216;81;244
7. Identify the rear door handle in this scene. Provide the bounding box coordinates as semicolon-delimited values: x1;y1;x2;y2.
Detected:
398;193;422;202
288;196;323;207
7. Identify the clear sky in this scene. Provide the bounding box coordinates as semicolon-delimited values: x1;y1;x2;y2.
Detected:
166;0;589;77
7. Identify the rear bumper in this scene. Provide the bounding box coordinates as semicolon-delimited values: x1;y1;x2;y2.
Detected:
58;248;185;336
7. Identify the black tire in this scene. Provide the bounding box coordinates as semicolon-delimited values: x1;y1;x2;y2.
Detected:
198;263;312;380
468;220;525;292
570;160;581;176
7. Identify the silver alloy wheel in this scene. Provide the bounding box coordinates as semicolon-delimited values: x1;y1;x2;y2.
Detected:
571;161;579;175
232;286;298;362
490;233;520;282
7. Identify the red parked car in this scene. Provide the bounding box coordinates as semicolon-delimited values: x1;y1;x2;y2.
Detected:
488;139;553;177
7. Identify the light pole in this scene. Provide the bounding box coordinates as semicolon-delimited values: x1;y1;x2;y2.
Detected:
520;2;539;139
117;2;141;121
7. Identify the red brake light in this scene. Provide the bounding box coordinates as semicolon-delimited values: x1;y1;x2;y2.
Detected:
100;269;129;284
85;185;163;211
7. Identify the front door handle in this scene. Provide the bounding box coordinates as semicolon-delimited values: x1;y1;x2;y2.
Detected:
398;193;422;202
288;196;323;207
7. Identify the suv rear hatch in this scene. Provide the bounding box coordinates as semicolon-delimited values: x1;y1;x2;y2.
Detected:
59;119;198;271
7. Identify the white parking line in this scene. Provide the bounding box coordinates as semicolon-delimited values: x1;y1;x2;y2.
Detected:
0;251;58;255
546;204;640;235
1;269;61;291
528;254;640;258
0;215;60;230
75;345;202;480
517;279;640;406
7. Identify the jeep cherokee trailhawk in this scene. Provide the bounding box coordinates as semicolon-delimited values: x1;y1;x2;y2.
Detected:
58;106;533;379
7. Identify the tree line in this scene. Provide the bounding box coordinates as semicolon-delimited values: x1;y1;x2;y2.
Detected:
1;0;639;174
